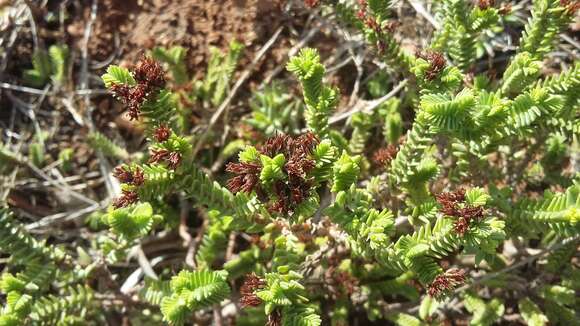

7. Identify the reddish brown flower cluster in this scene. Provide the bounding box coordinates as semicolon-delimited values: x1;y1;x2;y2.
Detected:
109;56;166;120
149;148;182;170
356;0;399;55
372;145;398;169
427;268;466;298
264;133;319;214
436;188;466;216
226;162;262;194
560;0;580;13
153;124;171;142
113;166;145;186
266;310;282;326
112;189;139;209
416;50;446;81
226;132;320;215
436;189;484;235
498;3;512;15
111;166;145;208
240;273;266;308
477;0;495;10
304;0;320;8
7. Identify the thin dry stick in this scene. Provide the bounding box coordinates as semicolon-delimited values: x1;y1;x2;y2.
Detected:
25;201;107;230
0;82;47;95
260;25;321;88
327;79;408;125
454;235;580;294
191;26;284;157
178;196;194;268
406;0;440;29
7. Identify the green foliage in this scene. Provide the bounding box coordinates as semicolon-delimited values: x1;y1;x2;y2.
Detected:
245;82;304;136
510;183;580;237
29;285;94;324
195;211;232;269
87;131;129;160
103;202;162;240
58;148;74;172
518;298;549;326
195;41;244;107
48;44;69;85
6;0;580;321
378;98;403;144
101;65;136;88
287;48;338;138
23;49;51;87
463;292;505;326
519;0;574;58
348;111;373;154
160;270;231;325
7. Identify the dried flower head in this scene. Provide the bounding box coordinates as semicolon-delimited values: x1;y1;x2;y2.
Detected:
149;148;171;165
436;189;484;235
112;190;139;208
417;50;446;81
436;189;483;235
153;124;171;142
260;133;291;158
167;152;182;170
266;310;282;326
477;0;495;10
459;205;484;220
436;189;466;214
109;56;166;121
427;268;466;298
227;132;320;215
109;83;147;120
113;166;134;184
373;145;398;168
226;162;262;193
133;56;166;89
453;217;470;235
113;166;145;186
148;148;182;170
240;273;266;308
498;3;512;14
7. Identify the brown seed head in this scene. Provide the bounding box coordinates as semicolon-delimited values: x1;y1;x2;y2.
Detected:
112;190;139;208
417;50;446;81
240;273;266;308
133;56;166;89
153;124;171;142
477;0;495;10
373;145;398;168
427;268;466;298
266;310;282;326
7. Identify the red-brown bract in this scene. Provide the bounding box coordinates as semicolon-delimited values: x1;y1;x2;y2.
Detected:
112;189;139;208
427;268;466;298
372;145;398;168
153;124;171;142
226;132;320;215
417;50;447;81
109;56;166;121
436;188;484;235
239;273;266;308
